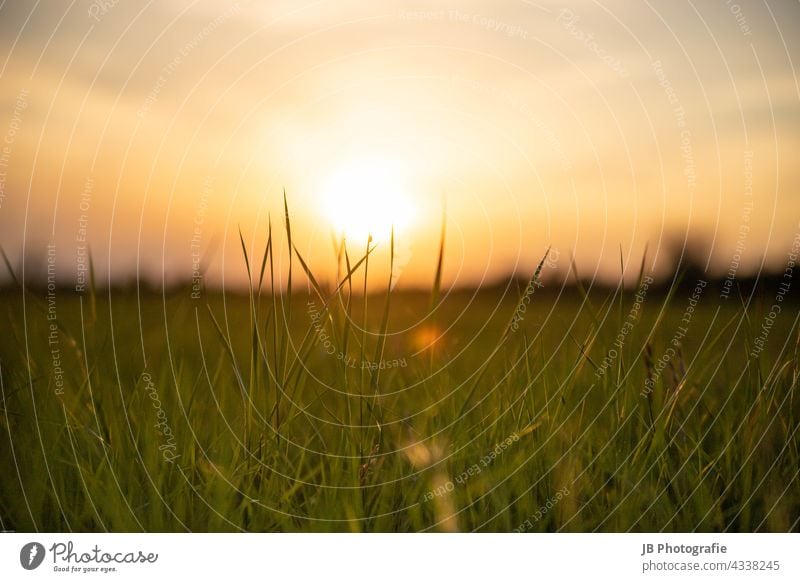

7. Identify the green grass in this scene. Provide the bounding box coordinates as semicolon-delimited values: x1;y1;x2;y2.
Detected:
0;221;798;532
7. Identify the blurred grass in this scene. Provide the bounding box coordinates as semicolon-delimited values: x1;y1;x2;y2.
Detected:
0;248;798;532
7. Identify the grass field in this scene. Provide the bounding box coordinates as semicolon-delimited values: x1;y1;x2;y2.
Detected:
1;230;798;532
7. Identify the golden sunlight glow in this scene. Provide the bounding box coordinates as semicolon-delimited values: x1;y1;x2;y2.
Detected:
319;158;414;243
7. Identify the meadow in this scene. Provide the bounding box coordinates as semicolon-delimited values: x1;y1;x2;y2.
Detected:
0;228;798;533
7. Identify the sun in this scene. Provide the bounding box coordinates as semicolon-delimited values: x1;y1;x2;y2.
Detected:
319;158;414;243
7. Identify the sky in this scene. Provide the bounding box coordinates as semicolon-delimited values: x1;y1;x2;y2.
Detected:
0;0;798;290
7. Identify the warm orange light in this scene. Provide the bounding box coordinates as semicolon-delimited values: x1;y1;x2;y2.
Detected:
413;325;443;352
319;157;414;243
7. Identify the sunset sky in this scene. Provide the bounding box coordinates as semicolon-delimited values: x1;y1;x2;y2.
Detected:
1;0;798;289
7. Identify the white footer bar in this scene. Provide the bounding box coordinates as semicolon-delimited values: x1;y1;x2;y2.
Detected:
1;533;797;581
